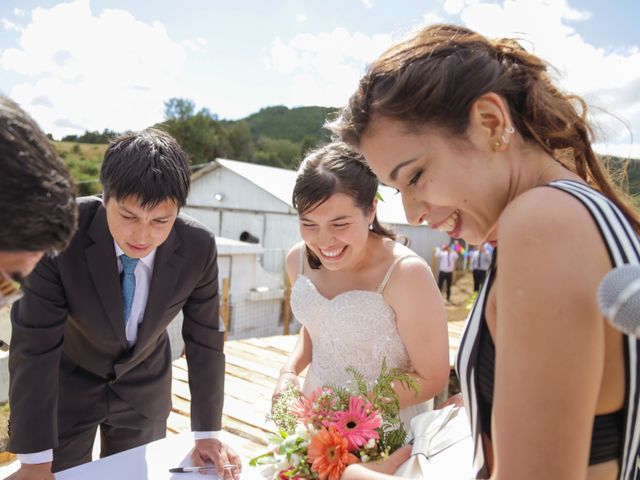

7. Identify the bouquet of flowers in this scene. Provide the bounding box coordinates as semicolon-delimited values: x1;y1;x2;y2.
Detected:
250;360;418;480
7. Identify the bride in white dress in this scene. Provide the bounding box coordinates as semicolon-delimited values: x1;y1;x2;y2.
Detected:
273;142;450;430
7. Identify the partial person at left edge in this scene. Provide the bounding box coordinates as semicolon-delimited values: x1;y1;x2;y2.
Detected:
5;128;240;480
0;95;77;314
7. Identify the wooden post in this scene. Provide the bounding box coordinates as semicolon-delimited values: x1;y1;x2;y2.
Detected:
282;273;292;335
221;278;230;341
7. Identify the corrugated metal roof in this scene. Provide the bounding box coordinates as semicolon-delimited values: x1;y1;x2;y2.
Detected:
192;158;414;226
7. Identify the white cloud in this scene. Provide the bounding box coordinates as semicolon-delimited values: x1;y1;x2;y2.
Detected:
264;27;392;108
423;12;444;25
2;18;23;32
182;37;207;52
0;0;186;138
296;14;307;23
360;0;373;8
443;0;465;15
13;8;25;17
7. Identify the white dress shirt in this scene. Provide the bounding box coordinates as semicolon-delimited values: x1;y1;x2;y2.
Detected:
19;241;219;465
436;249;458;272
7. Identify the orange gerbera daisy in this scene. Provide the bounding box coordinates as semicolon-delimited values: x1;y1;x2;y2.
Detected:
307;426;358;480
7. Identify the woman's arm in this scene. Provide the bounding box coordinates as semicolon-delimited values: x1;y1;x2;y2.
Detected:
490;188;612;479
272;244;313;404
386;256;450;407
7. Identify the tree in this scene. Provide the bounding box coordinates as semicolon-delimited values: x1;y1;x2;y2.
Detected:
300;135;317;159
227;121;253;161
164;98;195;122
253;136;300;169
159;98;234;165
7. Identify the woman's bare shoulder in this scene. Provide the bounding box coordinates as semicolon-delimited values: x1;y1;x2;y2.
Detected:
286;241;306;280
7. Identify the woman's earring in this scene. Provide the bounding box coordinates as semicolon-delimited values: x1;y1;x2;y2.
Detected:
368;224;373;231
493;140;501;150
501;125;515;145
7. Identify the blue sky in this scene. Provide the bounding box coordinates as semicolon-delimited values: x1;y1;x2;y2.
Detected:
1;0;639;158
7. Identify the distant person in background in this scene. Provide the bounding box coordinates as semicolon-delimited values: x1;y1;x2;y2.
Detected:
434;244;458;302
0;95;77;309
470;243;492;292
6;129;240;480
273;142;449;431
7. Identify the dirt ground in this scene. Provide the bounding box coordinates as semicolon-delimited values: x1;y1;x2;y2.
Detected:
445;270;476;323
443;270;476;397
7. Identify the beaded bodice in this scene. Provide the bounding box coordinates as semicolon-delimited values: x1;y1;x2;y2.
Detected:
291;272;413;395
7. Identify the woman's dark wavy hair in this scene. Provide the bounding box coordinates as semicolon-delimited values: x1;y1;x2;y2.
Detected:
329;23;640;233
293;142;396;269
0;96;77;253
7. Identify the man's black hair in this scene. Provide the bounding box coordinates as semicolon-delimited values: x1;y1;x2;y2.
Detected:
100;128;190;208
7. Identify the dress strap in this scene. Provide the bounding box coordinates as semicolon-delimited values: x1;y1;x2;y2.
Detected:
376;254;421;293
298;244;305;276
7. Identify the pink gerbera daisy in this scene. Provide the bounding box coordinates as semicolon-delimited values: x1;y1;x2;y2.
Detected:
330;396;381;451
293;387;337;429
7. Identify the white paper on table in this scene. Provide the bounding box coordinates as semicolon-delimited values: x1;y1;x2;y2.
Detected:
55;432;257;480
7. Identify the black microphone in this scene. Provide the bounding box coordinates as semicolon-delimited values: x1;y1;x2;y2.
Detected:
597;264;640;337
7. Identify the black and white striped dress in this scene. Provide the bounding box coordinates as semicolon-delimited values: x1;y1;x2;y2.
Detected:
456;180;640;479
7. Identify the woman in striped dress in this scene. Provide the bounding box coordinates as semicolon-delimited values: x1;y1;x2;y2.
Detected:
336;24;640;480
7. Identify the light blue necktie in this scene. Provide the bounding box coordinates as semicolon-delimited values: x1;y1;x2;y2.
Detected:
120;254;139;325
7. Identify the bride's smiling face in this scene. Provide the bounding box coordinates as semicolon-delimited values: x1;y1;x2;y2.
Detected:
299;192;375;271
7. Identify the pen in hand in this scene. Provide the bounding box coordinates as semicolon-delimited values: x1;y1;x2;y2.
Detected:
169;464;238;473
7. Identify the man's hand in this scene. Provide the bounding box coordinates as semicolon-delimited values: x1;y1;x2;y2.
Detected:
3;462;53;480
342;445;412;480
191;438;241;480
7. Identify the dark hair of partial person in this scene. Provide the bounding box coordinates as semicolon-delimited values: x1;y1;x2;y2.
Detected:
293;141;397;269
0;95;77;253
328;23;640;233
100;127;190;209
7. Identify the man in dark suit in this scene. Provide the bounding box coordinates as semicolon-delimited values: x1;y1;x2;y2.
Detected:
0;95;77;310
6;129;239;480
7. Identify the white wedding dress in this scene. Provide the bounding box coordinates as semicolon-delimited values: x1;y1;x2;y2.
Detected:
290;249;430;430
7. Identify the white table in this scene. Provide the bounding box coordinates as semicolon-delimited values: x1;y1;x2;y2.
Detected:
55;432;262;480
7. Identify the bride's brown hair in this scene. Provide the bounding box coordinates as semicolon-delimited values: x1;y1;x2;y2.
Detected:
330;23;640;233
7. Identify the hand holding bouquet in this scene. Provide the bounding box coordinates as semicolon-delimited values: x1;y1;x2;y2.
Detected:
250;360;418;480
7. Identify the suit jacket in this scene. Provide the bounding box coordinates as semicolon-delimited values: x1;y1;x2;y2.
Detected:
8;196;225;453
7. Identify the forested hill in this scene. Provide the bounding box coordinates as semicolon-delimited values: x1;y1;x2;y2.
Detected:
235;105;337;144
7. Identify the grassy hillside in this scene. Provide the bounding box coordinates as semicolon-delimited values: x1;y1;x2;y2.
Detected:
53;141;105;196
605;156;640;211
